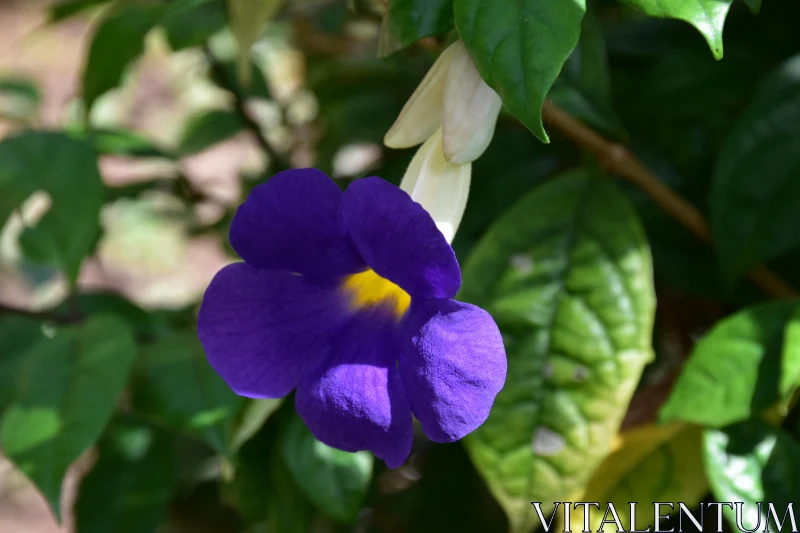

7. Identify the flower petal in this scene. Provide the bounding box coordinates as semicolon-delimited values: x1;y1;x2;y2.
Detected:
399;298;507;442
295;310;414;468
197;262;350;398
341;177;461;299
230;168;364;278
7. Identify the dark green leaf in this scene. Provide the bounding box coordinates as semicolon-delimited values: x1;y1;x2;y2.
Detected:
230;398;283;453
48;0;113;22
162;0;227;51
75;418;175;533
0;132;104;285
178;109;247;155
377;0;454;57
660;300;799;428
741;0;761;14
621;0;732;59
454;0;587;142
459;170;655;533
704;419;800;531
0;317;46;411
0;315;136;520
83;4;165;113
132;332;245;455
280;415;373;523
710;55;800;285
69;127;173;157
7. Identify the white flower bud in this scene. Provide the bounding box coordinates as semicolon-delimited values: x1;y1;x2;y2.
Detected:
383;43;459;149
400;127;471;244
442;40;502;164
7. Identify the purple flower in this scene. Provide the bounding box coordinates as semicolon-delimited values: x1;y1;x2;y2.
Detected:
197;168;507;468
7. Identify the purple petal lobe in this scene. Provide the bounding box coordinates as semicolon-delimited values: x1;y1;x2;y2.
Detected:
295;310;413;469
400;298;507;442
197;262;350;398
341;177;461;299
230;168;364;278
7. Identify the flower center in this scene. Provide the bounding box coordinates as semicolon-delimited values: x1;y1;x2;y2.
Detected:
342;269;411;319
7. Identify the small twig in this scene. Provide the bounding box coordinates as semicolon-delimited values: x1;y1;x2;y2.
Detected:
542;100;798;300
0;302;84;325
202;45;288;171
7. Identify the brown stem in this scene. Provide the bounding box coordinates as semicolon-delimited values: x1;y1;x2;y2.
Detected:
542;100;798;300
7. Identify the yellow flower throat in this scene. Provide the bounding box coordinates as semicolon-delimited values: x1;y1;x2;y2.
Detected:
342;269;411;319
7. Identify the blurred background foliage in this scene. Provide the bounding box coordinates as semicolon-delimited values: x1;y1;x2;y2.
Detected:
1;0;800;532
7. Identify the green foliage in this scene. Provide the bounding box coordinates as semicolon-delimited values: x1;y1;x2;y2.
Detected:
454;0;587;142
459;170;655;533
2;0;800;531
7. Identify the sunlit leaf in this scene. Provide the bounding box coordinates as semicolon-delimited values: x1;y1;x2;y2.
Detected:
454;0;587;142
660;300;799;428
704;419;800;531
0;316;136;521
460;170;656;533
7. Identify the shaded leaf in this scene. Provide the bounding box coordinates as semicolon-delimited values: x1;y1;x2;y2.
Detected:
0;316;136;520
454;0;587;142
48;0;113;22
621;0;732;59
0;132;104;285
660;300;799;428
704;419;800;531
230;398;283;453
378;0;454;57
178;109;246;155
280;415;373;523
83;4;165;113
710;54;800;284
0;317;46;411
162;0;228;51
75;418;175;533
132;332;245;455
459;170;655;533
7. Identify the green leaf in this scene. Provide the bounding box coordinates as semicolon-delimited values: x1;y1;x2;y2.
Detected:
0;77;41;121
48;0;113;22
132;332;245;455
230;398;283;453
548;4;626;138
69;127;173;157
660;300;799;428
0;317;46;411
162;0;227;51
83;4;165;113
565;423;707;531
178;109;246;155
75;418;174;533
741;0;761;14
621;0;732;59
710;55;800;284
704;419;800;531
0;132;104;285
459;170;656;533
377;0;454;57
781;306;800;400
280;415;373;523
454;0;587;142
0;315;136;521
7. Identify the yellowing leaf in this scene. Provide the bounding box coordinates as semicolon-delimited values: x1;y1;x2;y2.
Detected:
227;0;282;86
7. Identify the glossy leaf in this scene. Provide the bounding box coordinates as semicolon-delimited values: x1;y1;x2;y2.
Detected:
0;132;104;285
704;419;800;531
132;332;245;455
280;415;373;523
660;300;799;428
0;316;136;520
378;0;454;57
564;423;707;531
622;0;732;59
83;4;165;113
454;0;587;142
74;419;174;533
178;109;246;155
710;55;800;284
460;170;656;533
